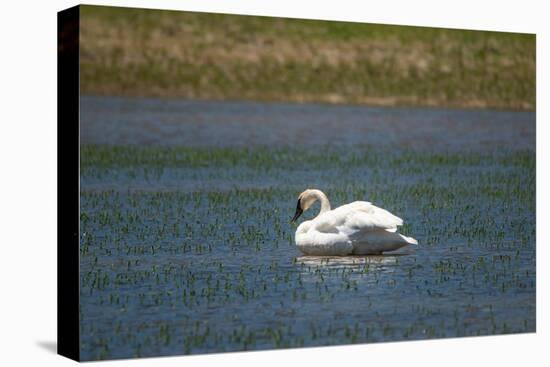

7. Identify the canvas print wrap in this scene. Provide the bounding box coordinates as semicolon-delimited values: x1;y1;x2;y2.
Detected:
73;5;535;361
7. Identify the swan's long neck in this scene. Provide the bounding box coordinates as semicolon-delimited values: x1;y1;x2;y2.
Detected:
311;189;331;215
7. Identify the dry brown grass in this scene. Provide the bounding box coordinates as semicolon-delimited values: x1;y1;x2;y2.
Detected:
79;5;535;110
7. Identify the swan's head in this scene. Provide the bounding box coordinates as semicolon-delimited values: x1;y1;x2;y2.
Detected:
291;189;320;223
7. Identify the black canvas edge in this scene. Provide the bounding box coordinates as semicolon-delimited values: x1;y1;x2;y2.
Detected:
58;4;80;362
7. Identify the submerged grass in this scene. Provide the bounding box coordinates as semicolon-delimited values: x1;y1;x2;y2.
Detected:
79;144;535;360
80;145;535;170
80;5;535;110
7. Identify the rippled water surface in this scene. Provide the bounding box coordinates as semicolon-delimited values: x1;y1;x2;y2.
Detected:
79;95;535;360
81;96;534;151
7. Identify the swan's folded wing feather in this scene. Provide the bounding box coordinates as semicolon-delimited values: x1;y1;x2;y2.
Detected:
339;202;403;234
370;205;403;227
312;202;374;232
312;201;403;235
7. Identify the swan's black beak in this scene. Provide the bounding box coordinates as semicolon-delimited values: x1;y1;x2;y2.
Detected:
291;199;303;223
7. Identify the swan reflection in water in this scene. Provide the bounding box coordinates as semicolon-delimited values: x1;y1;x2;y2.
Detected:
294;254;409;267
292;254;412;285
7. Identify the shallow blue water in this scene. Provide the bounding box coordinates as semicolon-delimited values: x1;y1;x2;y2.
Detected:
79;96;535;360
80;95;535;151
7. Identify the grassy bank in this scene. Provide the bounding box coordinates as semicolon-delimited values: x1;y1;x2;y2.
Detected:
80;5;535;110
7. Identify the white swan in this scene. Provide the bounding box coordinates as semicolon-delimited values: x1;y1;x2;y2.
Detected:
291;189;417;256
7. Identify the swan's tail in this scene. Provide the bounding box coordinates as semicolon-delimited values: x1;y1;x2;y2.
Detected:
400;234;418;245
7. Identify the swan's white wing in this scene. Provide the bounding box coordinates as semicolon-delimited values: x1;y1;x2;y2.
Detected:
311;201;402;234
350;202;403;231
